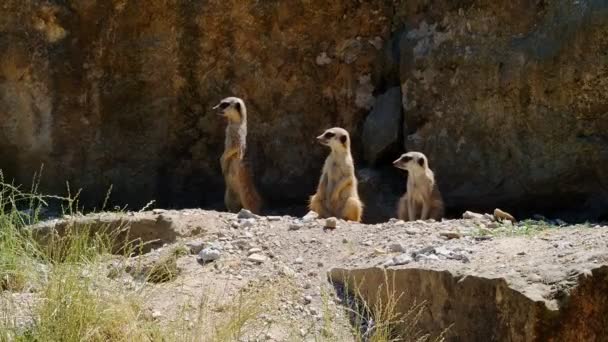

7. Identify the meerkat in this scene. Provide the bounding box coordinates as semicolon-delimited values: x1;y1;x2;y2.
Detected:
213;96;262;214
393;151;444;221
309;127;363;222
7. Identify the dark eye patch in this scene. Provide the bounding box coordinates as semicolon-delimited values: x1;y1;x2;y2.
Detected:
417;158;425;167
340;135;347;144
324;132;335;138
402;156;412;163
219;102;230;109
234;102;241;113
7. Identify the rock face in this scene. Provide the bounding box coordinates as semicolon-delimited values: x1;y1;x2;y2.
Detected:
329;266;608;341
1;1;608;221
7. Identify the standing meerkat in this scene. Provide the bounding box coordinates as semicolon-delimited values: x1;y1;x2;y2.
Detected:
393;151;444;221
213;96;262;214
309;127;363;222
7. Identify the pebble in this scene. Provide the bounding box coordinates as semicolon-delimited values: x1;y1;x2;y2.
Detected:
325;217;337;229
267;216;281;221
151;310;163;320
239;218;256;228
198;248;221;262
248;247;263;255
362;241;372;246
237;209;259;220
405;228;420;235
248;253;268;263
440;231;462;239
295;257;304;264
303;295;313;304
392;253;413;265
289;223;303;231
388;243;406;253
279;266;296;277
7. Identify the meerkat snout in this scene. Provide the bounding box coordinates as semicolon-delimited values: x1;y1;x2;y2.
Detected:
393;152;426;171
316;128;349;150
213;97;244;122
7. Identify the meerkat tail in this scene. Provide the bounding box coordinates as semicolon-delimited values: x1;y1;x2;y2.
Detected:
397;195;408;220
237;164;263;214
224;188;242;213
342;197;363;222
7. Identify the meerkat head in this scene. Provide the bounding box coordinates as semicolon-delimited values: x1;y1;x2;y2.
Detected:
393;151;429;172
316;127;351;152
213;97;246;123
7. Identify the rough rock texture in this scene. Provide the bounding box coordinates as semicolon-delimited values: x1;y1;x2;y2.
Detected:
1;1;608;221
362;87;403;165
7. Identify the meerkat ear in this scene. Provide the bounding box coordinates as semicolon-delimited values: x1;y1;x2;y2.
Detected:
234;102;242;113
418;158;425;167
340;135;347;145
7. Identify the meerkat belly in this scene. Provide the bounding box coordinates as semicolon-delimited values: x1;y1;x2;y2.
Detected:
325;171;347;211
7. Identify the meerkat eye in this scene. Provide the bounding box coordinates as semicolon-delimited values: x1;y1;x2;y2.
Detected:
234;102;242;113
324;132;335;138
340;135;347;144
219;102;230;109
417;158;425;167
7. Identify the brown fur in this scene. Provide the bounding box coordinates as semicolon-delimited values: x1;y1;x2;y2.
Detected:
309;127;363;222
215;97;262;214
393;152;444;221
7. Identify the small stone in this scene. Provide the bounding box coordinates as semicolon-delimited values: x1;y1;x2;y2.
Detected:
289;223;303;231
267;216;281;221
494;208;515;222
279;266;296;277
198;248;221;262
152;209;167;214
555;219;567;226
440;231;462;239
239;218;256;228
362;241;372;246
303;295;313;304
248;253;268;263
247;247;262;255
310;307;319;315
393;253;413;265
342;238;348;244
317;262;324;267
388;243;406;253
325;217;338;229
463;211;485;220
237;209;259;220
405;228;420;235
151;310;163;320
302;211;319;222
295;257;304;264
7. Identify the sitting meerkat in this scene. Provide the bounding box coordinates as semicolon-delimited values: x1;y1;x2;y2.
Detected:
309;127;363;222
213;96;262;214
393;151;444;221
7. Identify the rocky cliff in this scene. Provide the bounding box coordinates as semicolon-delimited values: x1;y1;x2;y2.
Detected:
1;1;607;222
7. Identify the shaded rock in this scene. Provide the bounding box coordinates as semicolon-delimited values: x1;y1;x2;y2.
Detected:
440;231;462;240
329;266;608;341
362;87;403;165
